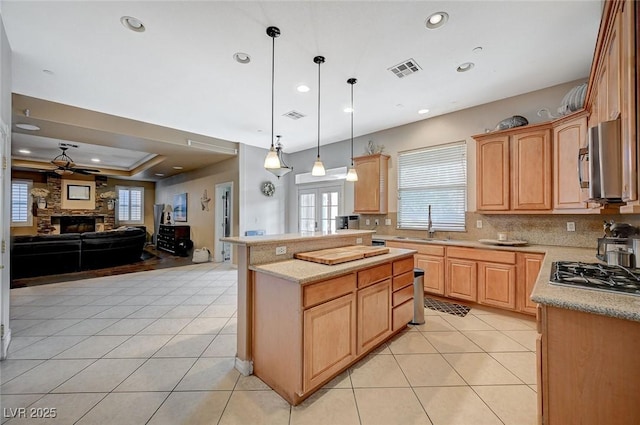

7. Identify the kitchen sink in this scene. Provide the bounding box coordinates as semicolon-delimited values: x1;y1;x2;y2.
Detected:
392;236;451;242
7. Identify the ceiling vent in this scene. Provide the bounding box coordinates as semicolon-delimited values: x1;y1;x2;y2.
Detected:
283;110;306;120
388;58;421;78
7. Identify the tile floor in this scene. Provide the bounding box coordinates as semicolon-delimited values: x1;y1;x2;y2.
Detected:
1;262;538;425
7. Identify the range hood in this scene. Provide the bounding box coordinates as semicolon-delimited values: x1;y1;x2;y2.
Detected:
578;118;623;204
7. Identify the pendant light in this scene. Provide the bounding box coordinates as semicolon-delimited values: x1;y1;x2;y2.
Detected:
267;135;293;178
345;78;358;182
263;26;282;170
311;55;326;176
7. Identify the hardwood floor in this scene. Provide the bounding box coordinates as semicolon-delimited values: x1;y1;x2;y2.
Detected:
11;244;197;288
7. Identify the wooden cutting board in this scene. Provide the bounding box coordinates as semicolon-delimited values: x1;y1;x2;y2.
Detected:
295;245;390;265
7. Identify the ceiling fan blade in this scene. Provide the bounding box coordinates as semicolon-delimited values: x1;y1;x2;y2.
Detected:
72;167;100;173
71;169;94;175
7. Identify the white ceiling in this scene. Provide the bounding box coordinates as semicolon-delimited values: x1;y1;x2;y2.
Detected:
2;1;603;157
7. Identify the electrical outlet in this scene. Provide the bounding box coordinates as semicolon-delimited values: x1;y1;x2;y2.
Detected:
374;219;380;226
476;220;483;229
385;219;392;226
356;238;362;245
567;222;576;232
365;219;371;225
275;246;287;255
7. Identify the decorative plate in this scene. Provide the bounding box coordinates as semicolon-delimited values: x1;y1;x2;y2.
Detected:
261;181;275;197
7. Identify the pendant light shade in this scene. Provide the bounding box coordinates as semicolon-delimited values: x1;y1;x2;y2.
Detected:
267;135;293;178
264;26;282;170
311;55;326;176
345;78;358;182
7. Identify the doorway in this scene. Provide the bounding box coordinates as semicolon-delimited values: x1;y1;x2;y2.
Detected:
215;182;233;263
1;120;10;359
298;184;342;232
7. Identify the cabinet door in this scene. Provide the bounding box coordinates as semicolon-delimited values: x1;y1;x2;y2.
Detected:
519;253;544;315
620;0;637;202
353;154;388;214
553;116;589;209
303;293;356;392
476;137;510;211
446;259;477;302
478;262;516;310
512;129;552;210
606;11;621;121
416;254;445;296
357;279;391;354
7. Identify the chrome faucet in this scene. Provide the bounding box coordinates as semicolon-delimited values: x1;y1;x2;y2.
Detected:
427;205;435;238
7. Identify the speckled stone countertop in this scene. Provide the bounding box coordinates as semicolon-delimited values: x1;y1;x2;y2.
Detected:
249;248;416;285
376;234;640;322
222;230;375;246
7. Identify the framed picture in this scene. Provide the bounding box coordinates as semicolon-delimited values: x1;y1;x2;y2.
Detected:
173;193;188;222
67;184;91;200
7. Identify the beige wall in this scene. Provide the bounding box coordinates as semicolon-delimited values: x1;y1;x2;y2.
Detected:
155;156;239;253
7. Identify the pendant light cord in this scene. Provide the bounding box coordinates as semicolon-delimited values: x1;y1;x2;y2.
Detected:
350;82;354;166
317;59;321;159
271;33;275;150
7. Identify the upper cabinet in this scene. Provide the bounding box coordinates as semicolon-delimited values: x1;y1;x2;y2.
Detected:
353;154;389;214
552;111;590;210
476;136;510;211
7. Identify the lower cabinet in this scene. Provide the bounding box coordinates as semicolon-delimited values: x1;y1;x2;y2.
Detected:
478;262;516;309
518;253;544;314
303;293;356;392
357;279;391;354
417;254;445;295
446;258;477;301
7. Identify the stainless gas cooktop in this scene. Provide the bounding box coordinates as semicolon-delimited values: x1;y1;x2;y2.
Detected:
550;261;640;296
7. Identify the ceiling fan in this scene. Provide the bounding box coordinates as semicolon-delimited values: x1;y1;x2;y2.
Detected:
51;143;100;175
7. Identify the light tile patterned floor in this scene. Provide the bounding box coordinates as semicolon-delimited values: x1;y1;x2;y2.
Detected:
1;263;538;425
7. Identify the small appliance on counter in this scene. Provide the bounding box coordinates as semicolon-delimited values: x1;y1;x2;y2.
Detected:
336;215;360;230
596;221;638;267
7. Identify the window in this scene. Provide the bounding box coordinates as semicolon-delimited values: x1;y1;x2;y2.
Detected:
11;180;32;227
397;141;467;231
117;186;144;224
298;184;342;232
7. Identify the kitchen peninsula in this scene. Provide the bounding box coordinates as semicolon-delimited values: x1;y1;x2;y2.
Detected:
221;230;416;404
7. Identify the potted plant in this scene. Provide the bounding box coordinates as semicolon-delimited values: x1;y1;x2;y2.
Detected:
99;191;117;210
30;187;50;209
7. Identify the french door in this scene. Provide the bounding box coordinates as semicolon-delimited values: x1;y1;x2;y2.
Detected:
298;185;342;233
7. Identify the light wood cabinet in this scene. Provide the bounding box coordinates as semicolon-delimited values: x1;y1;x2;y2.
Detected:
552;113;589;209
357;279;392;354
477;262;516;309
416;255;445;295
353;153;389;214
303;293;356;392
518;253;544;315
446;258;477;301
475;126;552;212
538;305;640;425
476;136;510;211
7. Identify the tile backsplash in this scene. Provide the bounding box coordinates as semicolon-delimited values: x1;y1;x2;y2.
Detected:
358;212;640;249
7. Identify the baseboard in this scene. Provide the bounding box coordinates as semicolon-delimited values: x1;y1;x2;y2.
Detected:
1;327;11;360
234;357;253;376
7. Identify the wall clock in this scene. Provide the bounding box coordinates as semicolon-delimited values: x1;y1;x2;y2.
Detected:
261;181;275;197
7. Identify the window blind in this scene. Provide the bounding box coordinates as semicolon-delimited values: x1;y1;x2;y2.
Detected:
117;186;144;224
11;181;30;224
397;141;467;231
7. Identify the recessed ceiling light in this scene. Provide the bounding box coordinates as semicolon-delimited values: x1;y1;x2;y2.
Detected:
457;62;475;72
425;12;449;29
15;123;40;131
120;16;145;32
91;158;101;163
155;173;165;177
18;149;31;154
344;107;354;113
172;166;183;170
418;109;430;114
297;84;310;93
233;52;251;64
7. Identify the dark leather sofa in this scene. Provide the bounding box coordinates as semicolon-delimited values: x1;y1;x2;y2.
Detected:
11;227;146;279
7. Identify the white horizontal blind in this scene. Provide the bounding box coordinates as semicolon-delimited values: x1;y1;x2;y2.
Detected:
397;141;467;231
117;186;144;224
11;180;31;224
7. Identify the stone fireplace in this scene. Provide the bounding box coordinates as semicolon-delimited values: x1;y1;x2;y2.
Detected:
59;216;98;234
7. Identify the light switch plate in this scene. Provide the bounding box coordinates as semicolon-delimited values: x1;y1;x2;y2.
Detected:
385;219;392;226
476;220;483;229
567;222;576;232
356;238;362;244
365;219;371;225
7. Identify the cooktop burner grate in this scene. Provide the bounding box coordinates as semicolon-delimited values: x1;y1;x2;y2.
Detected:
550;261;640;296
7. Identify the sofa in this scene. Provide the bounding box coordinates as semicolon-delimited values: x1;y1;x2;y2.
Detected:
11;227;146;279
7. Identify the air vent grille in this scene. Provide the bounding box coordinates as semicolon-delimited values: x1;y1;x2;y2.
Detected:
388;59;421;78
283;110;306;120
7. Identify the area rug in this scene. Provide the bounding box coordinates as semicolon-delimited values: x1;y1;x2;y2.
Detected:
424;297;471;317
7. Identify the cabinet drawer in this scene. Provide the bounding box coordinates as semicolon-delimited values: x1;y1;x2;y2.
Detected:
387;241;445;256
393;284;413;307
392;270;413;291
358;263;392;288
393;257;414;276
392;299;413;331
447;246;516;264
303;274;357;308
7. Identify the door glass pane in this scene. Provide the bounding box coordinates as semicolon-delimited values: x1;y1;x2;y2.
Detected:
320;190;339;232
299;192;316;232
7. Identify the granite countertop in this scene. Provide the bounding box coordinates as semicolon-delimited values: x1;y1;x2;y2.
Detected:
375;235;640;322
222;229;375;246
250;248;416;284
